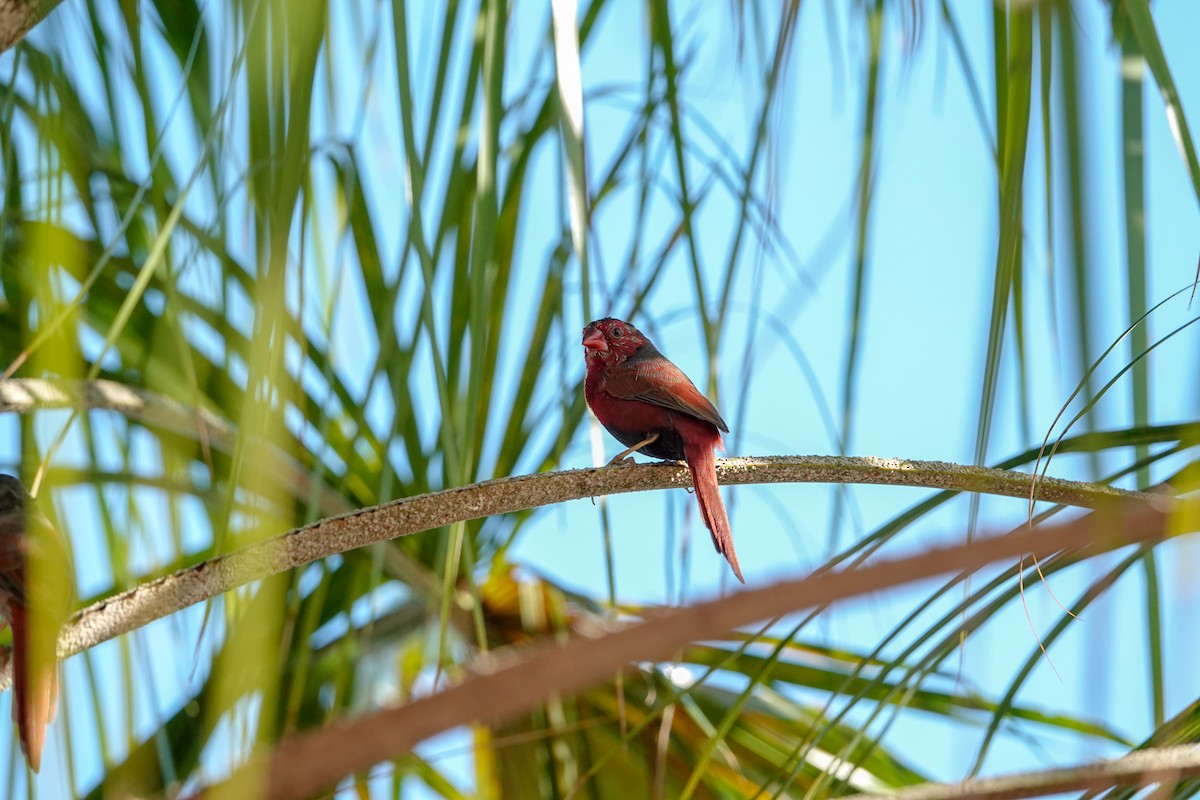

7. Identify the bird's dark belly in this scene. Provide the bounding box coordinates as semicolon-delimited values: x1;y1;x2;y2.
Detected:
605;424;686;461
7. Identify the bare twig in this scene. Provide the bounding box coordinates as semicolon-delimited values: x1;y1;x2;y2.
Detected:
0;378;353;516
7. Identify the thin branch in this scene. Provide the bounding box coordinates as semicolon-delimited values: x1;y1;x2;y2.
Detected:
191;499;1176;800
0;378;236;451
841;744;1200;800
0;378;353;516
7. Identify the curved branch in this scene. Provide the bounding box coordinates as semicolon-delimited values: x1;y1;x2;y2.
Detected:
0;0;64;52
0;448;1157;691
194;500;1176;800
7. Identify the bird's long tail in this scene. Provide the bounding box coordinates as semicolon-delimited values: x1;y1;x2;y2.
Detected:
684;441;744;584
10;603;58;772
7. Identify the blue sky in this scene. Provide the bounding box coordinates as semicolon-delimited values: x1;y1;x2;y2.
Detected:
508;0;1200;787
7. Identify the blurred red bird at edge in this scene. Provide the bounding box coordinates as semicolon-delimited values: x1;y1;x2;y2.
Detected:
0;474;74;773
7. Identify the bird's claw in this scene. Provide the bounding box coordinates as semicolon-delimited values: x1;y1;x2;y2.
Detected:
605;432;660;465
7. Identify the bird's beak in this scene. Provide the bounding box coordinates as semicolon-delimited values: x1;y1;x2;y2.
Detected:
582;328;607;352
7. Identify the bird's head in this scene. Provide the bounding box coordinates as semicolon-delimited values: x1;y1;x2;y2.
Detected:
582;318;650;366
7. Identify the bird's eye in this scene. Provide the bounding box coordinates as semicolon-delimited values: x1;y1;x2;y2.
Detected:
611;327;624;338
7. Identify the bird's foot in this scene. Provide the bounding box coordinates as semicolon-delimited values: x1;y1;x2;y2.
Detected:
607;432;660;465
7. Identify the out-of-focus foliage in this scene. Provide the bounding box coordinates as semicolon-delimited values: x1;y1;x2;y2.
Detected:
0;0;1198;798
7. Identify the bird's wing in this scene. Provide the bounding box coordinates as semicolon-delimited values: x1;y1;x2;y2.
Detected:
0;511;27;604
0;505;73;611
27;509;75;613
604;357;729;432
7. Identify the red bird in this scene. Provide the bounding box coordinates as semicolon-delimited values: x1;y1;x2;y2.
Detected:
0;475;74;772
582;318;744;583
